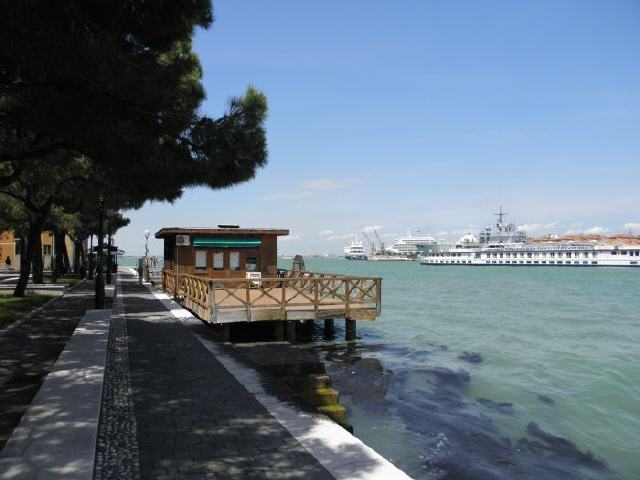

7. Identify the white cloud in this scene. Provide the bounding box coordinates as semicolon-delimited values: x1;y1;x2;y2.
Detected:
326;234;356;241
382;232;399;238
564;226;609;236
298;178;341;190
279;234;301;242
262;191;311;201
318;230;334;236
362;225;383;234
584;226;609;235
518;222;559;234
263;177;359;202
623;222;640;233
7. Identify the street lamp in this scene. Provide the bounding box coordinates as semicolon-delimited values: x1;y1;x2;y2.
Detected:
95;196;105;309
106;210;112;285
144;229;150;282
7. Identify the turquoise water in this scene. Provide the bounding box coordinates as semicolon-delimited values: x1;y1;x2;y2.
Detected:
291;258;639;480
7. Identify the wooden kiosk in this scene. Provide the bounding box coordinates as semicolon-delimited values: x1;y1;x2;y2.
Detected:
156;226;289;280
156;226;381;341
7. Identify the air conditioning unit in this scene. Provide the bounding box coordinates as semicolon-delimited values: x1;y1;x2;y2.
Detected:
176;235;190;246
246;271;262;287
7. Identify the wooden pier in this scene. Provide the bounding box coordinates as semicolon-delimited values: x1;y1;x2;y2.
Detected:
161;268;381;328
155;226;381;340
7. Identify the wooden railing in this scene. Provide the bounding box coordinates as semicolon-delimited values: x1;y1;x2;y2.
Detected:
161;269;381;323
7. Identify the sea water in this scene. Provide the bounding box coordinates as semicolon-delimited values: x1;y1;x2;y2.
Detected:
289;258;639;480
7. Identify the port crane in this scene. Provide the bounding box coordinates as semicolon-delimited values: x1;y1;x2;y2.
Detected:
374;230;386;254
361;231;377;255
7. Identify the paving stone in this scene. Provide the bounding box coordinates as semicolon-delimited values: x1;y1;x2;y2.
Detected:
120;272;334;480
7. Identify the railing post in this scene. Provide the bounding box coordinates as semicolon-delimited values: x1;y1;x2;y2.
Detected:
376;278;382;315
245;280;251;322
281;279;287;319
314;278;319;318
208;280;216;323
344;278;350;318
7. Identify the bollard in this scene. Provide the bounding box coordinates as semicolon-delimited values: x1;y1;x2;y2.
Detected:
324;318;335;334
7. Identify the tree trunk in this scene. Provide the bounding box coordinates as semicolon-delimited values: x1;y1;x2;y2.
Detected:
32;232;44;284
52;229;67;281
62;235;71;273
13;221;43;296
73;238;82;274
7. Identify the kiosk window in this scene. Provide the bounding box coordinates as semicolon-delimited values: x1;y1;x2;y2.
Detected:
213;252;224;270
230;251;240;271
195;250;207;269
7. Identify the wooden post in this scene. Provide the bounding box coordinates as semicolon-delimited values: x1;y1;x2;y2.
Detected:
208;280;216;323
314;278;319;319
324;318;335;334
281;279;287;319
345;318;356;341
220;324;230;342
344;279;351;319
245;280;251;322
273;321;284;341
285;321;296;343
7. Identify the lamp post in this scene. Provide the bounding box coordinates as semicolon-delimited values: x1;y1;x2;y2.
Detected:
144;229;150;282
106;211;112;285
95;196;105;309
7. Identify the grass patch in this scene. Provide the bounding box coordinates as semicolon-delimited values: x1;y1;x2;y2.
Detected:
0;295;52;330
50;276;81;287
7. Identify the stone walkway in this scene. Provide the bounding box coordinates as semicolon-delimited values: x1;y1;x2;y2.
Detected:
0;281;99;451
121;273;334;480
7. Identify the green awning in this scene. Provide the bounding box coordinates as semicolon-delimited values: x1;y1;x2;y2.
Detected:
192;237;261;248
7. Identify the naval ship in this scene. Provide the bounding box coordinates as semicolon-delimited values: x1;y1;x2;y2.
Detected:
419;208;640;267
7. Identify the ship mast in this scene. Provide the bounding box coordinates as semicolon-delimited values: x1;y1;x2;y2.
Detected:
494;205;507;225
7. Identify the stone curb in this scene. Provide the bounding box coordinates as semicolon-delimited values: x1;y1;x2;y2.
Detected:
0;307;111;479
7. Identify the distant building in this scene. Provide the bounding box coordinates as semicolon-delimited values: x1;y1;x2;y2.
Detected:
0;230;79;272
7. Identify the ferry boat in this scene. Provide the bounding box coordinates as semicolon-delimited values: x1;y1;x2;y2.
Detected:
344;236;368;260
387;233;438;255
419;208;640;267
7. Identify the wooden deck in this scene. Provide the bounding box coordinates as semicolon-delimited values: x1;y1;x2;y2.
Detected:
162;269;381;324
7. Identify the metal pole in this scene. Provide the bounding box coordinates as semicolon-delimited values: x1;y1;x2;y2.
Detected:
144;229;150;283
88;235;94;279
106;212;112;285
95;197;105;309
175;244;179;296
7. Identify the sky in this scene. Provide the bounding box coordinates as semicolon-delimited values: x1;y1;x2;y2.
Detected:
118;0;640;256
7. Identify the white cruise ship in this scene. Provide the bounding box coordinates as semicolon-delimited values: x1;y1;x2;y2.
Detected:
344;236;368;260
419;208;640;267
387;233;438;255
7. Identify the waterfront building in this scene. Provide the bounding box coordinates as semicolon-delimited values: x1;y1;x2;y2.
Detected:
0;230;79;272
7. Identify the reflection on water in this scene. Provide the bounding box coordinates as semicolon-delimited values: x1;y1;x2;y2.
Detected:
296;325;613;480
